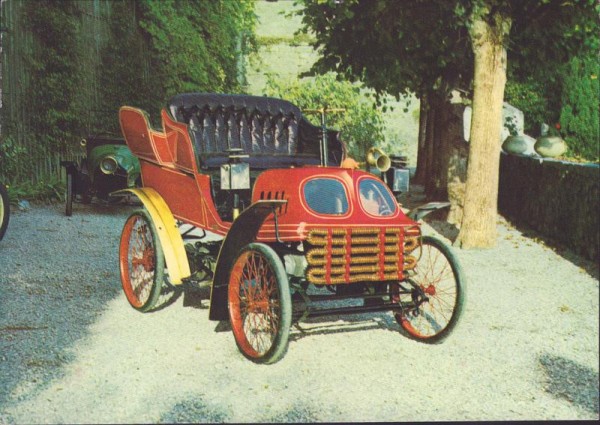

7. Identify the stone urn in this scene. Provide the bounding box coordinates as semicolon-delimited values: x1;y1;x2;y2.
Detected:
534;135;567;158
502;134;535;155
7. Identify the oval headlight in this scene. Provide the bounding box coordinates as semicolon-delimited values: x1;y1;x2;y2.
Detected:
100;156;118;175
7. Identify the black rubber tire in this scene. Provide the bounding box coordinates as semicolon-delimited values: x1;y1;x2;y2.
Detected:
65;172;74;216
0;183;9;241
79;174;93;204
228;243;292;364
395;235;465;344
119;209;165;312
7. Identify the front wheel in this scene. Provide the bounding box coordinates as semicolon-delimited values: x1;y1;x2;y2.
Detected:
119;209;165;312
0;183;9;241
395;235;465;343
228;243;292;364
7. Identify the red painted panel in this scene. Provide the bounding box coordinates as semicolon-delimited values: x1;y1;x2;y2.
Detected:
162;110;197;173
150;132;175;165
123;105;419;245
119;107;159;162
139;162;204;225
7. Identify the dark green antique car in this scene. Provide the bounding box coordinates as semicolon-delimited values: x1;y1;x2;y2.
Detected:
0;182;8;240
61;135;141;216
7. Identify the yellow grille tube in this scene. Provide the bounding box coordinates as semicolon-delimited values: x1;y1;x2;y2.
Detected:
305;226;420;285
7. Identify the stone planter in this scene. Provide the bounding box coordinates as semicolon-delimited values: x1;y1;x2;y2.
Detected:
534;136;567;158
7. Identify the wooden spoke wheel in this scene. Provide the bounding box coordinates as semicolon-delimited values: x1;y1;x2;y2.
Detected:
395;235;465;343
228;243;292;364
119;210;165;312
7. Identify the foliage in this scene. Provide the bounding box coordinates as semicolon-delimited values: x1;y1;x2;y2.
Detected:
257;33;314;47
21;1;85;151
96;0;157;133
264;73;385;158
559;55;599;161
504;78;559;136
2;0;257;188
299;0;599;138
300;0;598;98
98;0;257;126
299;0;470;102
7;178;65;204
137;0;256;115
0;133;28;182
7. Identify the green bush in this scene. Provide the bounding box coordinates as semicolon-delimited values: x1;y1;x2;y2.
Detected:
264;73;385;159
559;56;599;162
7;179;65;204
505;78;560;136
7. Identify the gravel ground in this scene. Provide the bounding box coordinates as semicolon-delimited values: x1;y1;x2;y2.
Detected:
0;199;598;423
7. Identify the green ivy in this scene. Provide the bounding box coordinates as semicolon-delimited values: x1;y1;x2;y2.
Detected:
2;0;257;187
21;1;85;151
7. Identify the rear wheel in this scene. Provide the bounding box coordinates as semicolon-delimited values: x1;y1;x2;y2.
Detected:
0;183;9;240
395;235;464;343
79;173;92;204
228;243;292;364
65;172;74;216
119;210;164;312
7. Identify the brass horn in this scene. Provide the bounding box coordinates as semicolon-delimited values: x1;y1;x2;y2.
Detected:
365;147;391;172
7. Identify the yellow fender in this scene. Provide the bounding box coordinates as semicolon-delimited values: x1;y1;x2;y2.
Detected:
113;188;191;284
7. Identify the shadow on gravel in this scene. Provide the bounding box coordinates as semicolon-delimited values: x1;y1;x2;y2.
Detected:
539;353;599;414
262;402;332;423
289;312;400;342
0;203;134;408
159;396;231;423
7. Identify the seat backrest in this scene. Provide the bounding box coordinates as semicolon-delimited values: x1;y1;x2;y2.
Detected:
167;93;345;168
119;106;175;166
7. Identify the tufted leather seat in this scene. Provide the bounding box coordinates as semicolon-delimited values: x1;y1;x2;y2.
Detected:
167;93;345;169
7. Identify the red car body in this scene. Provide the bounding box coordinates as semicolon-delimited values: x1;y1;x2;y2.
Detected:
115;93;463;364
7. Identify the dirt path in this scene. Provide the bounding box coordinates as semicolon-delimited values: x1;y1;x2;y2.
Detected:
0;202;598;423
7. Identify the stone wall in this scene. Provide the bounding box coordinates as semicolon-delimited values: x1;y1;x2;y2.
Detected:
498;153;599;261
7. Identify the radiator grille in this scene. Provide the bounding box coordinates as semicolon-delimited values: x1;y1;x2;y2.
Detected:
305;226;420;285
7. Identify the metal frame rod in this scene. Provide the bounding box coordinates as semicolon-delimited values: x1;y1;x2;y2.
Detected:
296;302;408;319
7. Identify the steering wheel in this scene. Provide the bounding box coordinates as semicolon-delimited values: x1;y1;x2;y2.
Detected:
379;200;392;216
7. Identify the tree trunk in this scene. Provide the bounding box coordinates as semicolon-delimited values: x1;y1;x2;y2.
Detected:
423;94;462;201
445;103;469;226
413;95;429;184
455;11;512;249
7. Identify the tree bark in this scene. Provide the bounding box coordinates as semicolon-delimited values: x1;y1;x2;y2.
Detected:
455;10;512;249
422;94;464;202
413;95;429;184
445;103;469;226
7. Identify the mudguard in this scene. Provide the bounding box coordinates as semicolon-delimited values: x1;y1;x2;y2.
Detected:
209;200;287;321
111;188;191;284
407;201;451;221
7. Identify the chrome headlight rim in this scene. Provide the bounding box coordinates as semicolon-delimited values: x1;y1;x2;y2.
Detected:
99;156;118;175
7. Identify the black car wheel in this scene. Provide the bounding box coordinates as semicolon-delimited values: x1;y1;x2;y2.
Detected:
0;183;9;240
65;171;74;216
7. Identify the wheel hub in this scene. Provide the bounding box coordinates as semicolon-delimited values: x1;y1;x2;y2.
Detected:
422;284;436;296
132;247;155;272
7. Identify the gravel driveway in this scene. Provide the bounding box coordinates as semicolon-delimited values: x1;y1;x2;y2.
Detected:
0;201;598;423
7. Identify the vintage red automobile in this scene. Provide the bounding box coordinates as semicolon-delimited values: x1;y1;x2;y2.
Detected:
115;93;464;364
